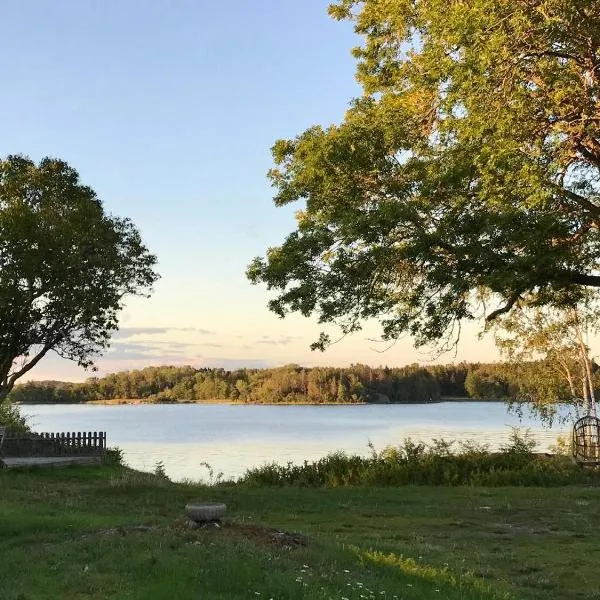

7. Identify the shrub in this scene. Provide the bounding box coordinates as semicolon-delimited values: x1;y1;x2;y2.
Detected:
0;400;29;433
153;461;170;480
103;446;125;466
238;431;595;488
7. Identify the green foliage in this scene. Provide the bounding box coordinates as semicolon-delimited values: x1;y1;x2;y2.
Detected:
103;446;125;466
239;433;592;488
15;360;600;414
10;363;443;404
0;155;159;400
0;400;28;432
549;434;572;456
18;360;595;406
8;380;96;404
153;461;170;481
499;428;538;459
464;368;509;400
491;304;600;419
249;1;600;351
197;461;224;486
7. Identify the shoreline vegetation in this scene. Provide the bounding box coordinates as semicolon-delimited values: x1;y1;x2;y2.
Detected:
9;362;545;406
79;395;491;406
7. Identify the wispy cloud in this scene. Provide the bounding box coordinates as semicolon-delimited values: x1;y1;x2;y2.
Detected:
255;335;297;346
101;340;201;367
113;327;214;339
132;340;198;348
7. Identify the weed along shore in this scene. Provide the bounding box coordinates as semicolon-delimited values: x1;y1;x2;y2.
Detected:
2;435;600;600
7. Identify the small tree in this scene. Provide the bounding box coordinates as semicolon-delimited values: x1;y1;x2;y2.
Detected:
0;155;159;401
0;399;29;432
492;303;600;420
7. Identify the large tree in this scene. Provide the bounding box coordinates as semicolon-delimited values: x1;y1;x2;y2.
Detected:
0;155;158;400
248;0;600;350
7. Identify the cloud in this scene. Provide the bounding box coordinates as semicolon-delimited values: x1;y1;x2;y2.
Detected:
113;327;214;339
179;327;214;334
106;340;196;360
106;342;165;359
133;340;198;348
98;345;273;375
113;327;169;339
100;340;201;369
255;335;297;346
103;332;234;370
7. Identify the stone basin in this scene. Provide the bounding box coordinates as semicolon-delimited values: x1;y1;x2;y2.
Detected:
185;502;226;522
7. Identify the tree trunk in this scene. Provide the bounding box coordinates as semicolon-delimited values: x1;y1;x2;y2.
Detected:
575;320;597;416
557;357;578;401
580;356;590;413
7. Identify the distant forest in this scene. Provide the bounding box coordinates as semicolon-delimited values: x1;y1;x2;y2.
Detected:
8;362;532;405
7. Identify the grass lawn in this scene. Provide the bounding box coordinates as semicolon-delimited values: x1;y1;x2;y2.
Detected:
1;465;599;599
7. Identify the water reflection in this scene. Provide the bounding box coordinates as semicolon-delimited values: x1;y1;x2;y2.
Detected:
20;403;571;481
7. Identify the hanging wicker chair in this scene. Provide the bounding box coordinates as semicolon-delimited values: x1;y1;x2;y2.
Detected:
572;415;600;466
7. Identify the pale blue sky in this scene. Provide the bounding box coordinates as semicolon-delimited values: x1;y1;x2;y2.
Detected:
1;1;502;380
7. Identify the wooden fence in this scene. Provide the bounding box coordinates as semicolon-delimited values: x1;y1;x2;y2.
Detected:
1;431;106;458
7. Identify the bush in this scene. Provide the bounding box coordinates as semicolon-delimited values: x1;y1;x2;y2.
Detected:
103;446;125;466
238;430;594;488
0;400;29;433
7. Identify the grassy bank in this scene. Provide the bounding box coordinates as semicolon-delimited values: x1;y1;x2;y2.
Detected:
1;464;599;599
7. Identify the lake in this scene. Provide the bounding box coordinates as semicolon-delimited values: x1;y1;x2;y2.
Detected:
20;402;574;482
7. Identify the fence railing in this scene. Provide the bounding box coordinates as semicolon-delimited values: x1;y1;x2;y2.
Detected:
1;431;106;458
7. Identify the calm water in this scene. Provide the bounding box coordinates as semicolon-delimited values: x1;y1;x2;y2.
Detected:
20;402;573;482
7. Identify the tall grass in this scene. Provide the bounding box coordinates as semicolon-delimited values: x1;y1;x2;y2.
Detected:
238;429;596;487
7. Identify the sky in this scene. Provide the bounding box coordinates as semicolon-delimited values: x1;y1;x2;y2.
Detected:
1;1;505;381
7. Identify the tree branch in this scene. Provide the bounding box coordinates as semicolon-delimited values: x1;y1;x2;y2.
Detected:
5;341;56;394
486;292;522;322
520;50;587;67
564;272;600;286
560;188;600;217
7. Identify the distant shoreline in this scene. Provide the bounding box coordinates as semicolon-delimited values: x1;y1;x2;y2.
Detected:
16;396;502;406
85;399;368;406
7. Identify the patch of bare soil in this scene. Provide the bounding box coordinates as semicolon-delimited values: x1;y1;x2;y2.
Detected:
224;523;309;549
173;519;308;549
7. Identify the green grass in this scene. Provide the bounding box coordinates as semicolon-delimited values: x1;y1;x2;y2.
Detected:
1;465;600;599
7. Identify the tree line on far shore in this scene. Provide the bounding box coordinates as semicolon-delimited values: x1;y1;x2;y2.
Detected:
10;360;593;406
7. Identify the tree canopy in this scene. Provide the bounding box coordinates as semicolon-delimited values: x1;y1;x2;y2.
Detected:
0;155;159;400
248;0;600;350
